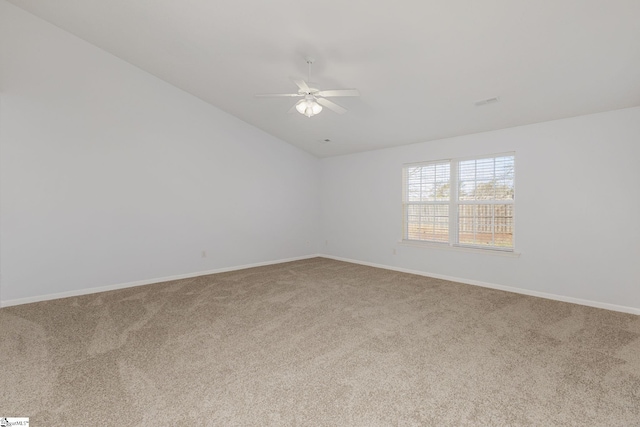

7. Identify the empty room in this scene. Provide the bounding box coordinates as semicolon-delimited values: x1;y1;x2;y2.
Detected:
1;0;639;425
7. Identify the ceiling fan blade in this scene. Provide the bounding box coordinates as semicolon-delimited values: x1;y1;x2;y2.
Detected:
316;89;360;97
287;103;298;114
293;79;310;93
255;93;302;97
317;97;347;114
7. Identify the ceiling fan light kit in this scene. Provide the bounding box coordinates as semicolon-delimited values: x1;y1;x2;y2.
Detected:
256;59;360;118
296;97;323;117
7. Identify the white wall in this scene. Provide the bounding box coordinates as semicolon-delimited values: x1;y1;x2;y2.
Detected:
0;1;320;303
321;107;640;312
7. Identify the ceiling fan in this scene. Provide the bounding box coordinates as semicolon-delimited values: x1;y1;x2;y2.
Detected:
255;59;360;118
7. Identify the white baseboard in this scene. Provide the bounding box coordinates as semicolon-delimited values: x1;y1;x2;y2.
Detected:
319;254;640;316
4;253;638;316
0;254;321;308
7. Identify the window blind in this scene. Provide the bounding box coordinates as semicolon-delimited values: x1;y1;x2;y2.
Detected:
402;153;515;251
403;160;450;243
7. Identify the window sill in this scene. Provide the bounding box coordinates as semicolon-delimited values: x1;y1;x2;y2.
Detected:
397;240;521;257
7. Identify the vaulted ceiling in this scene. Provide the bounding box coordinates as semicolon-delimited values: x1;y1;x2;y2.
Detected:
7;0;640;157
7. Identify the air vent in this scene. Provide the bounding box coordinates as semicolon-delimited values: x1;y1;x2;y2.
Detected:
475;97;500;106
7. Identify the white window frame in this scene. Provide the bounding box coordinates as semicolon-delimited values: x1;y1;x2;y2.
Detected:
402;152;515;252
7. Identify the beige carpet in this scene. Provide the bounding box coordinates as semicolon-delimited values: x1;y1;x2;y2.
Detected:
1;258;639;426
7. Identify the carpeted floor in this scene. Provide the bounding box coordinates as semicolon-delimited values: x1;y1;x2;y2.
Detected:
1;257;639;426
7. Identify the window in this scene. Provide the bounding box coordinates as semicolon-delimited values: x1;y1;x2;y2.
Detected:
403;153;515;251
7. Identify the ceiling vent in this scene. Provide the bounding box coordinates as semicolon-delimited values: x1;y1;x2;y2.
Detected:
474;97;500;106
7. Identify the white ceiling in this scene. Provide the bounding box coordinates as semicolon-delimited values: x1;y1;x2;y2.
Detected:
8;0;640;157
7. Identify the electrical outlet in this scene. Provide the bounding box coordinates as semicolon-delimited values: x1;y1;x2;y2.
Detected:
393;248;397;255
201;250;207;258
325;240;328;246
